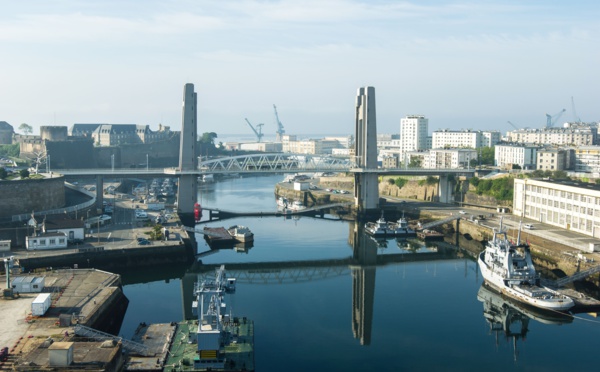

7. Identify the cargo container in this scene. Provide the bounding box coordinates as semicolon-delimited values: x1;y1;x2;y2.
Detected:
32;293;52;316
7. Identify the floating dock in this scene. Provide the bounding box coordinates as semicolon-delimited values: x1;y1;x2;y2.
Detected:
417;229;445;241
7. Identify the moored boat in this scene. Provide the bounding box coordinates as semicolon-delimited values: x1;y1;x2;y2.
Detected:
477;219;574;312
228;225;254;243
388;214;416;237
365;212;393;236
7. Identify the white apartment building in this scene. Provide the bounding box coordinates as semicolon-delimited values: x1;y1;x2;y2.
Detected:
281;135;345;155
574;146;600;173
432;129;501;149
423;148;478;169
400;115;429;153
495;144;538;169
506;127;595;146
513;178;600;250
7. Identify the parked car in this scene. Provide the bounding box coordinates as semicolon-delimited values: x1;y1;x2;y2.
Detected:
137;239;151;245
459;210;467;215
524;224;534;229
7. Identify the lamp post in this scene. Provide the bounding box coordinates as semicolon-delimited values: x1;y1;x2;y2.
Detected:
146;154;149;171
111;154;115;172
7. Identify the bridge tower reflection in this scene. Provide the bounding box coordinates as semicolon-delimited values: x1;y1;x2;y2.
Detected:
349;220;377;345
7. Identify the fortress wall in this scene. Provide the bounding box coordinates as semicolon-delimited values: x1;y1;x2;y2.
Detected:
0;176;65;217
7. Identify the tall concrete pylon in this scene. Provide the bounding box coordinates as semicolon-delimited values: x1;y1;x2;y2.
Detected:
354;86;379;213
177;83;198;225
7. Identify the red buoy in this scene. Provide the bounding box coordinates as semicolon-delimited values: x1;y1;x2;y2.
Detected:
194;203;202;222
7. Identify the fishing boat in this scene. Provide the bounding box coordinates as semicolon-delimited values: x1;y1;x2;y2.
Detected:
388;213;416;237
477;219;574;312
228;225;254;243
276;196;289;208
289;200;306;211
365;212;393;236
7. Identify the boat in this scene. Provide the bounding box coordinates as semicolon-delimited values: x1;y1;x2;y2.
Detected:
276;196;289;208
228;225;254;243
163;265;254;371
365;211;393;236
289;200;306;211
477;219;574;312
388;213;416;237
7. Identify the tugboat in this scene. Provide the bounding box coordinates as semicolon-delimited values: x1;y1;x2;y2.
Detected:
388;213;416;238
478;219;574;312
163;265;254;371
365;211;393;237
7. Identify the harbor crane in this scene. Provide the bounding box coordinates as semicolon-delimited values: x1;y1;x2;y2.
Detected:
507;121;519;130
545;108;566;128
244;118;264;143
273;104;285;142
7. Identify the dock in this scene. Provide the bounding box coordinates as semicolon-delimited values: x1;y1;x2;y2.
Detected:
417;229;445;241
126;323;177;371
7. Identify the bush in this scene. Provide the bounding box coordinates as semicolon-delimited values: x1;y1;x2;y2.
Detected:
394;177;408;188
19;169;30;179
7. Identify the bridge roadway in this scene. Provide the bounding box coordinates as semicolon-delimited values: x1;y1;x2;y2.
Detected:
194;202;355;222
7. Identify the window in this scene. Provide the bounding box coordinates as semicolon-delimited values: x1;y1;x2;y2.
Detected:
49;239;56;245
40;239;46;245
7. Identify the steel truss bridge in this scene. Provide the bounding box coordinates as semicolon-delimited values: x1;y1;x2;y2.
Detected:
56;153;476;177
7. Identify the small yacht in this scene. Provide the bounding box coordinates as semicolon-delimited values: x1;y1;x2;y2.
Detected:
388;213;416;237
365;212;393;236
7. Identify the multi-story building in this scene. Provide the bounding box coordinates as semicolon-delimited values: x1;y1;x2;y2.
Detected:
506;126;595;146
536;148;568;171
71;123;175;147
432;129;501;149
423;148;478;169
281;135;347;155
495;144;538;169
513;178;600;247
573;146;600;173
400;115;429;153
381;155;399;169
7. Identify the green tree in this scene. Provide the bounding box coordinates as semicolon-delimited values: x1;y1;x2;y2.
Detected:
469;176;480;187
0;144;20;158
0;167;7;179
479;146;495;165
394;177;408;188
18;123;33;135
19;169;30;179
408;157;421;168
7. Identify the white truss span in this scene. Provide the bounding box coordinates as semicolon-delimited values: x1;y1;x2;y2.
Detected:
198;153;356;173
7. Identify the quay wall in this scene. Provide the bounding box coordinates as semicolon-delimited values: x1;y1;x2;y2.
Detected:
0;176;65;218
17;243;192;271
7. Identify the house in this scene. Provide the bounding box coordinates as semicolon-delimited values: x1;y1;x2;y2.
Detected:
43;217;85;243
26;232;68;250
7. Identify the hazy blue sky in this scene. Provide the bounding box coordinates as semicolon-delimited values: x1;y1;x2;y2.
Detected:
1;0;598;137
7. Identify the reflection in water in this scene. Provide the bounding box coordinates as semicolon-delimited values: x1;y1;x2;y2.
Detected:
478;283;573;361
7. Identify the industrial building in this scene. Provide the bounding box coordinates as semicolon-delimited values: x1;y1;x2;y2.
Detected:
513;178;600;250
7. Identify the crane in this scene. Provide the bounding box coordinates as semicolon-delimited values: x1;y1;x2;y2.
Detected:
507;121;519;130
545;109;566;128
273;104;285;142
244;118;264;142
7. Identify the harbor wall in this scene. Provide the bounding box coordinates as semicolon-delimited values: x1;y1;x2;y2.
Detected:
17;243;193;271
0;176;65;218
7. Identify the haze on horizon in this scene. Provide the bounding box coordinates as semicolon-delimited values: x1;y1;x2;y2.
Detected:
1;0;598;137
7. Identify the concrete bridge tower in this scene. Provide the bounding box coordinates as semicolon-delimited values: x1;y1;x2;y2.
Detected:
177;83;198;225
353;86;379;213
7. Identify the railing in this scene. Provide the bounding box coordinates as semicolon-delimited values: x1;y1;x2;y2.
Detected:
554;264;600;287
74;325;151;356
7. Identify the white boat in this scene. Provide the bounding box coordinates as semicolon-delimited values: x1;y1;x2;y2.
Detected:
290;200;306;211
228;225;254;242
388;214;416;237
277;196;289;208
477;219;574;312
365;212;393;236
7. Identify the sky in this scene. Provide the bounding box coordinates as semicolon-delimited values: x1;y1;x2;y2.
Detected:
1;0;599;138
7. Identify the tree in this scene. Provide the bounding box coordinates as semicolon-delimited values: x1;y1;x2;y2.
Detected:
479;146;495;165
18;123;33;135
408;157;421;168
0;167;7;179
199;132;218;145
19;169;30;179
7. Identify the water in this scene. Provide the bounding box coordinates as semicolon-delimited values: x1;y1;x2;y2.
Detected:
119;174;599;371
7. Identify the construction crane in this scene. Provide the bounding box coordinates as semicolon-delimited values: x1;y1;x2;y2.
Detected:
244;118;264;142
545;109;566;128
507;121;519;130
273;104;285;142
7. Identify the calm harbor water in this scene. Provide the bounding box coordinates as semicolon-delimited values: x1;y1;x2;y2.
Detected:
118;174;599;371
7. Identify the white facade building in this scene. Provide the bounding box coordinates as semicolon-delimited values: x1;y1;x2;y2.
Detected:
574;146;600;173
423;149;478;169
513;178;600;250
506;127;595;146
495;144;538;169
432;129;501;149
400;115;429;153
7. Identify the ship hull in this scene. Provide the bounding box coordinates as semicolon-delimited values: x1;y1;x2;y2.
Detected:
478;252;573;312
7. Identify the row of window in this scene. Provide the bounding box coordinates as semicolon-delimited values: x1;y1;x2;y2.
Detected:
31;238;66;245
